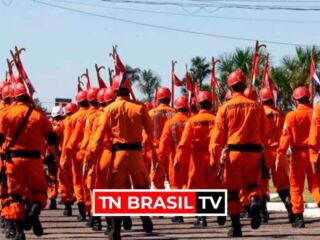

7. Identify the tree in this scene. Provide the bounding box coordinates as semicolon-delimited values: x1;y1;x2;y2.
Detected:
125;65;141;83
33;98;48;113
136;69;161;101
189;57;211;89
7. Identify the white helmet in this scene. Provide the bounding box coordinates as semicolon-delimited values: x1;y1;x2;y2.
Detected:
51;106;65;118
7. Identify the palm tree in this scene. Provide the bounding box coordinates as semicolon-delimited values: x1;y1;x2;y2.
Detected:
189;57;211;89
137;69;161;101
125;65;141;83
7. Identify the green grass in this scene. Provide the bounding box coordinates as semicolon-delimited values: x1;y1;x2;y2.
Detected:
269;178;314;203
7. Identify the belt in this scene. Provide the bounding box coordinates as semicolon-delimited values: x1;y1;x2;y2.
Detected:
112;142;142;152
9;150;41;159
227;144;263;153
291;146;309;151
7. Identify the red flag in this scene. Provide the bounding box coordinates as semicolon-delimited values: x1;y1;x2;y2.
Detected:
250;53;260;87
309;56;320;105
172;72;183;87
185;71;193;91
115;54;126;75
194;82;200;96
210;66;218;92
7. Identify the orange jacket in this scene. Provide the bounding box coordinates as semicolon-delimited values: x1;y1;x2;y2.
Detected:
90;96;153;153
0;102;53;152
79;107;99;153
309;101;320;163
210;93;267;165
277;104;313;160
53;118;65;154
263;105;285;148
148;103;176;147
175;110;215;164
65;107;91;152
158;112;189;163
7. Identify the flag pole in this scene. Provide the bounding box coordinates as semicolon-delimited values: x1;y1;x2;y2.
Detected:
171;60;177;107
211;57;220;113
250;41;266;96
311;51;315;106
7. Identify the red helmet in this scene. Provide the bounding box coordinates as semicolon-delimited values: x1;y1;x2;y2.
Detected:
157;87;171;100
87;87;99;102
97;88;107;104
2;85;11;100
174;96;188;109
104;88;115;103
65;102;78;114
112;73;131;91
227;69;246;87
0;82;9;95
197;91;212;103
76;90;87;103
144;101;153;110
259;88;273;101
14;83;28;98
293;86;310;100
244;87;258;100
225;89;232;101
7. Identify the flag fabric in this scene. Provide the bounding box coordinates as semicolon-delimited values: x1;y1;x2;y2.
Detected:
98;76;107;89
310;57;320;85
194;82;200;96
261;58;278;105
172;72;183;87
114;54;126;75
251;53;260;87
210;66;219;93
185;71;193;92
86;78;91;90
15;58;35;96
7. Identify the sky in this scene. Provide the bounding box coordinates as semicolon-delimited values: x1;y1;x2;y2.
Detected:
1;0;320;110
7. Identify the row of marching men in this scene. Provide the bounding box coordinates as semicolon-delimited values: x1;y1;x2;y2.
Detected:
1;68;320;240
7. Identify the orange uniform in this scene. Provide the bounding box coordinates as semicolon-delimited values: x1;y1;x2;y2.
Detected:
277;103;320;214
210;93;266;215
309;101;320;168
64;106;92;204
0;102;54;220
262;105;289;195
90;96;152;189
158;112;189;189
148;103;175;189
175;110;216;189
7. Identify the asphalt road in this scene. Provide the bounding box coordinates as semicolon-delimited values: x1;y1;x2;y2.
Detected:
1;203;320;239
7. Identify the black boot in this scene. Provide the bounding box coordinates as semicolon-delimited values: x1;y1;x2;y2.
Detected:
92;216;102;231
194;216;207;227
278;189;294;223
27;202;44;236
0;216;5;229
217;216;226;226
109;217;122;240
250;197;261;229
49;199;57;210
171;216;184;223
23;201;31;231
140;216;153;233
240;205;250;218
292;214;305;228
63;202;73;216
86;214;93;227
77;202;86;221
228;215;242;237
13;220;25;240
122;216;132;230
5;220;16;239
260;194;269;223
104;217;112;235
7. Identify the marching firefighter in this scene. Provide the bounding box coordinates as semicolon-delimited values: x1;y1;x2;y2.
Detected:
190;97;198;116
47;105;65;210
59;102;78;217
64;90;91;221
259;88;291;223
158;96;189;223
0;83;57;240
149;87;176;189
89;73;153;240
277;86;320;228
175;91;217;227
210;69;266;237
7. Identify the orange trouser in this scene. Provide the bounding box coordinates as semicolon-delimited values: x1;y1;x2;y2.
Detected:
187;150;218;189
94;149;112;189
261;148;289;195
289;150;320;214
143;149;152;176
225;152;261;215
169;155;188;190
6;157;47;220
47;180;58;200
108;150;150;189
57;159;74;204
71;152;85;203
240;189;250;207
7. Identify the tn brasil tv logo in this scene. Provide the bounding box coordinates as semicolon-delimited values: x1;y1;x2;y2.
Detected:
93;190;227;216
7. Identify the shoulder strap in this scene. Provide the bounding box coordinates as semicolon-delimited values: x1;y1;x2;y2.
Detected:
6;105;33;151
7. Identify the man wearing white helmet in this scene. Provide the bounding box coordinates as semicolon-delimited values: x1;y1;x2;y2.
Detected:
47;105;65;210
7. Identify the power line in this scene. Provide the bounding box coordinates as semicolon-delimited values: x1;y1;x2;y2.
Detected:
30;0;318;47
47;0;320;23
